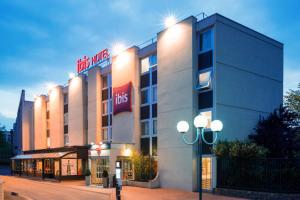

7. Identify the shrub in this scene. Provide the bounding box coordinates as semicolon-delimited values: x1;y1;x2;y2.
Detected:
131;150;157;182
214;140;268;159
84;168;91;176
102;170;109;178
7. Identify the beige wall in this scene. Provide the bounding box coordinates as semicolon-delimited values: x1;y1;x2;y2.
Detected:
111;47;141;149
48;86;64;148
157;16;198;191
68;75;87;146
21;101;34;151
87;67;102;144
34;95;47;150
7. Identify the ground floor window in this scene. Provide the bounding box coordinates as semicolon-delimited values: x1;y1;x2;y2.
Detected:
117;156;133;180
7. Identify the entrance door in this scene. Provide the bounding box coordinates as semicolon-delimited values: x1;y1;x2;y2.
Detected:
202;156;212;190
44;159;54;178
91;157;110;184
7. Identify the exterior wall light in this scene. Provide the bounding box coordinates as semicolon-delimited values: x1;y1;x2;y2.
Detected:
176;114;223;200
69;72;75;79
164;15;177;28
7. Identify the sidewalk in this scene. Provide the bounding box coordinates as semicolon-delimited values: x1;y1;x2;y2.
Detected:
58;180;247;200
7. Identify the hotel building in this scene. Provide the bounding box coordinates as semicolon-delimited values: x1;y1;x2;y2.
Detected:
12;13;283;191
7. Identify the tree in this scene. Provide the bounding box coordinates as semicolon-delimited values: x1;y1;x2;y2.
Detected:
285;83;300;114
249;106;300;158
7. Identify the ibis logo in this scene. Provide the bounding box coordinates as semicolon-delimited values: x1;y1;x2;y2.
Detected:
113;82;132;115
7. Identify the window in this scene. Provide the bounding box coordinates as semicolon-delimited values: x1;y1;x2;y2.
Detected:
64;104;68;113
198;51;213;70
102;76;108;88
64;113;68;125
140;105;150;120
153;119;157;135
64;134;69;146
46;130;50;137
152;86;157;102
46;111;50;119
152;137;157;156
198;91;213;109
64;93;68;104
141;121;149;136
200;110;212;128
149;54;157;67
199;30;212;52
64;125;68;134
102;101;108;115
102;127;108;141
141;138;150;155
141;89;149;105
102;115;109;127
141;73;150;88
141;57;150;74
108;100;112;114
197;71;212;90
102;89;108;101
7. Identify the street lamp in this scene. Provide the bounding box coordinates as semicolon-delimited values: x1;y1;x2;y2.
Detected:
176;115;223;200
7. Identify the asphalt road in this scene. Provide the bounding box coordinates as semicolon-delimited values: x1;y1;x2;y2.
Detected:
1;176;110;200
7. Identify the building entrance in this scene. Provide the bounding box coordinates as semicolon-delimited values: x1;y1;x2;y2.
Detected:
91;157;110;184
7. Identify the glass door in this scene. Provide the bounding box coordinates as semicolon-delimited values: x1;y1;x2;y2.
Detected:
202;156;212;190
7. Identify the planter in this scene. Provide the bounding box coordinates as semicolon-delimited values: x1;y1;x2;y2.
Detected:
124;173;160;189
85;176;91;186
102;177;109;188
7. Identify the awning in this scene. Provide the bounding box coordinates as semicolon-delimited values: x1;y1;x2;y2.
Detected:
11;151;74;160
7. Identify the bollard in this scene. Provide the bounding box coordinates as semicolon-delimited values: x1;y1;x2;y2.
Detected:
0;179;4;200
115;182;121;200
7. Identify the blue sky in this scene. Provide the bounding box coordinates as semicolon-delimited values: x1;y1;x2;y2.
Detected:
0;0;299;129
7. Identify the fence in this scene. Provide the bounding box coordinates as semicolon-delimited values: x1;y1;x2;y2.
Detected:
217;158;300;193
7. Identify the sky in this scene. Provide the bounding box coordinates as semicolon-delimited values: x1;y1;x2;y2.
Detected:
0;0;299;129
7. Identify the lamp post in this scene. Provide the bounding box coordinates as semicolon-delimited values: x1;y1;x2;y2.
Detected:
176;115;223;200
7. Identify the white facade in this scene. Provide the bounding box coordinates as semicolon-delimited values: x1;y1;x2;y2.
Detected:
13;13;283;191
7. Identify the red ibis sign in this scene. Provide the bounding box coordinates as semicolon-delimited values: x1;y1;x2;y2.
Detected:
77;49;110;74
113;82;132;115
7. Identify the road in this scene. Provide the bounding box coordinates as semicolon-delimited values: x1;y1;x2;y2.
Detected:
1;176;110;200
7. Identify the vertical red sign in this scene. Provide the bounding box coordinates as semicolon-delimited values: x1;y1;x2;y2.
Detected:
113;82;132;115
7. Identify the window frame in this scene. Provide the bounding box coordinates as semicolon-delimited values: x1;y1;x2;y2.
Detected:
198;29;213;54
140;120;150;137
196;68;213;92
141;87;150;106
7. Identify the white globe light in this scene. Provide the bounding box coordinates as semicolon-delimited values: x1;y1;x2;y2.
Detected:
211;120;223;132
194;115;208;128
176;121;189;133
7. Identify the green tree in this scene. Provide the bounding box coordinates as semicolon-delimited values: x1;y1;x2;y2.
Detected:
0;125;12;163
285;83;300;114
249;106;300;158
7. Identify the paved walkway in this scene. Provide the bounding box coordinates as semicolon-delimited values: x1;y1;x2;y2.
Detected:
1;176;247;200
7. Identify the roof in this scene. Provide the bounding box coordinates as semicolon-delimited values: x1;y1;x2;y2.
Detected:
11;151;74;160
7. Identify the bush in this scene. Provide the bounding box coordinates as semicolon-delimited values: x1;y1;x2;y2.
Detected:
84;168;91;176
131;150;157;182
102;170;109;178
214;140;268;159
